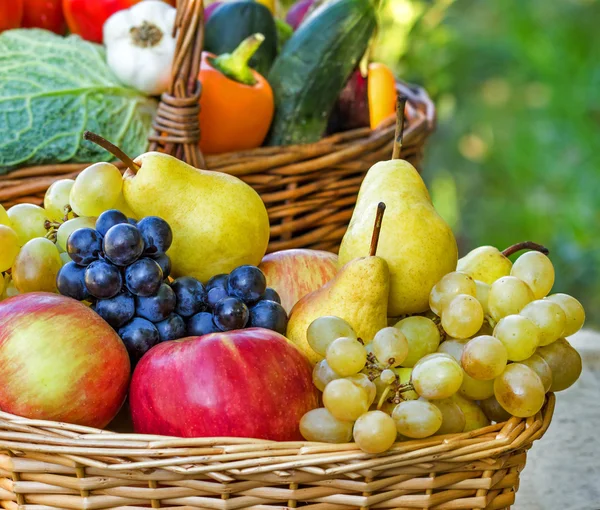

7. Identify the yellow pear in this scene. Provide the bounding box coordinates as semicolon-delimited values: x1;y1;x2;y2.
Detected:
83;133;270;282
287;204;390;364
338;159;458;316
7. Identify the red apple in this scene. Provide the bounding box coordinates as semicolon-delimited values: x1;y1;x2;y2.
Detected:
22;0;66;33
130;328;319;440
259;249;338;314
0;293;130;428
62;0;142;43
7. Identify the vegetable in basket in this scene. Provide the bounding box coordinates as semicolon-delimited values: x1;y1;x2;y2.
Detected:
198;33;275;154
22;0;65;33
103;0;177;96
0;0;23;31
368;62;397;128
204;0;278;77
266;0;377;145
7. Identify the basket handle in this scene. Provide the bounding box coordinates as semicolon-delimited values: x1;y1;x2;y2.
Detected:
147;0;206;168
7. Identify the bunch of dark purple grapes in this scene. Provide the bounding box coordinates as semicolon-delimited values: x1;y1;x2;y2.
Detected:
57;210;287;365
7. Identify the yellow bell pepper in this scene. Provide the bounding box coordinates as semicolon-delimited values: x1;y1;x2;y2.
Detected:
367;62;397;129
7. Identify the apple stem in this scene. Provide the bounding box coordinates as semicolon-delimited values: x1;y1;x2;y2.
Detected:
501;241;549;258
83;131;140;174
369;202;386;256
391;95;408;160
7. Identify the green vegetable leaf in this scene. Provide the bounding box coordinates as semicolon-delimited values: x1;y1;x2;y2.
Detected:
0;29;157;173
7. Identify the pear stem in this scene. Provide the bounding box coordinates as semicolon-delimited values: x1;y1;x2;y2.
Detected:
369;202;386;256
83;131;140;174
502;241;549;257
391;95;408;160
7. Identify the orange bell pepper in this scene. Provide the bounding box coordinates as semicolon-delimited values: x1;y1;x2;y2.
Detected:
198;33;274;155
367;62;397;130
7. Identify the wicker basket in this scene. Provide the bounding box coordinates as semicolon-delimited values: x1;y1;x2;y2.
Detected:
0;396;554;510
0;0;434;253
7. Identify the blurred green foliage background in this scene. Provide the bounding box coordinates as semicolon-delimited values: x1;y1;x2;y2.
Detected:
373;0;600;326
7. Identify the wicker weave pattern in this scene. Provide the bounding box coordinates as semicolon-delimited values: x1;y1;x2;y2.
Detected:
0;395;554;510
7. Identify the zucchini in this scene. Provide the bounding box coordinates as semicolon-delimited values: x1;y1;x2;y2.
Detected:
266;0;376;146
204;1;278;77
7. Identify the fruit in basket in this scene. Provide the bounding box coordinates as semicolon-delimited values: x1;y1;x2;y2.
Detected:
461;335;508;381
267;0;377;145
519;300;566;346
411;353;463;400
457;246;512;284
394;316;441;367
70;162;124;217
353;410;397;453
44;179;75;221
299;407;353;443
258;249;338;314
0;225;19;272
493;315;540;361
0;293;130;427
7;204;48;245
510;251;555;299
545;293;585;337
493;363;545;418
338;159;458;317
451;393;490;431
12;238;62;293
198;34;274;154
121;151;270;281
537;338;582;392
130;328;319;440
392;400;442;438
204;1;277;77
103;0;177;96
285;0;314;29
487;276;535;321
63;0;143;43
56;216;97;251
22;0;66;33
441;294;484;339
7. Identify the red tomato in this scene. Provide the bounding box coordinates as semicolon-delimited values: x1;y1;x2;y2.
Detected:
0;0;24;32
62;0;142;43
22;0;65;34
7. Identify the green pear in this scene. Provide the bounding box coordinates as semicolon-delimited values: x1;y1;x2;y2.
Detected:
286;255;390;364
457;246;512;284
123;152;270;282
338;159;457;316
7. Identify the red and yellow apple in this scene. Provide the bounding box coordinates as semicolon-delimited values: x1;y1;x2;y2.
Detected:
259;249;338;314
130;328;319;440
0;293;130;428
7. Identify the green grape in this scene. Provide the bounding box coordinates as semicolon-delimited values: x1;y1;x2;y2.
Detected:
517;354;553;393
56;216;97;252
545;294;586;337
0;204;10;226
394;316;440;367
456;246;512;284
353;411;397;453
12;238;62;293
432;398;466;435
411;353;463;399
392;400;442;438
451;393;490;431
346;373;376;406
494;363;545;418
312;360;341;392
488;276;535;321
299;408;353;443
519;300;566;346
537;338;582;392
326;336;366;376
372;327;409;367
323;379;369;421
511;251;555;299
437;338;467;361
7;204;48;245
461;335;507;380
0;225;20;272
459;372;495;400
380;369;396;385
480;396;512;423
429;271;476;316
69;162;123;217
475;280;491;316
44;179;75;221
441;294;484;339
307;316;356;356
493;315;540;361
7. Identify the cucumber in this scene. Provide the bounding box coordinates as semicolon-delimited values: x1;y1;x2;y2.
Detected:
204;1;278;77
266;0;376;146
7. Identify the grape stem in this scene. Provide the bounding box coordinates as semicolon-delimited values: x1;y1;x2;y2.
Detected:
369;202;386;256
83;131;140;175
502;241;549;257
391;95;408;160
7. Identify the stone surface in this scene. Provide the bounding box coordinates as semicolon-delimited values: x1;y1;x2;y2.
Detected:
515;330;600;509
